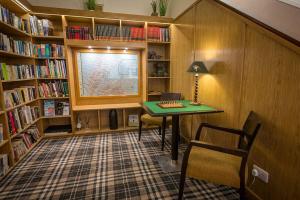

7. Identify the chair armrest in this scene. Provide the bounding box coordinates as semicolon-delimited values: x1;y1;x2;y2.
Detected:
195;122;243;140
190;140;248;157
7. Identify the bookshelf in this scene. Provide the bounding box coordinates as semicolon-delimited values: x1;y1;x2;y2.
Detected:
0;0;172;178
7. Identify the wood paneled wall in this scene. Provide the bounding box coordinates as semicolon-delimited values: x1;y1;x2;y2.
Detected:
171;0;300;199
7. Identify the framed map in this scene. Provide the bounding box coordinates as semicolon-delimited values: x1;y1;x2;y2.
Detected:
75;50;140;97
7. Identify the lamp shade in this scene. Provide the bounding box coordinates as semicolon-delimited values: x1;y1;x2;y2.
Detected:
187;61;208;74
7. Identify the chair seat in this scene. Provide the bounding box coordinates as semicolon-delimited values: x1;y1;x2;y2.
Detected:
141;114;172;126
186;146;243;188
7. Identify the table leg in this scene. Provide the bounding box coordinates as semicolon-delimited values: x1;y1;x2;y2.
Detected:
171;115;179;160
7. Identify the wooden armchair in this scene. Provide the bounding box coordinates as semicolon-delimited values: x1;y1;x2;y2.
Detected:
138;93;181;151
178;111;261;199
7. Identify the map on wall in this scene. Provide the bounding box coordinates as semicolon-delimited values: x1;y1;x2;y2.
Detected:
77;52;139;97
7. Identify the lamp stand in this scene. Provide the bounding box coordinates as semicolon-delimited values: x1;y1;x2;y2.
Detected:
190;73;201;105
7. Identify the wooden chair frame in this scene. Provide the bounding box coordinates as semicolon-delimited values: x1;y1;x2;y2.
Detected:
178;111;261;200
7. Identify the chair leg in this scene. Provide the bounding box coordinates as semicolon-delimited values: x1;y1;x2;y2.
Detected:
158;126;162;135
178;145;192;200
138;118;142;141
239;173;246;199
161;117;166;151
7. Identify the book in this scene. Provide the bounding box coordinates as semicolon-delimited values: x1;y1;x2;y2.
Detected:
38;81;69;98
29;15;54;36
33;43;65;58
147;26;170;42
0;154;9;177
0;4;31;34
7;106;40;135
121;26;145;41
3;87;36;109
95;24;121;40
36;60;67;78
66;26;91;40
19;125;40;149
0;32;33;56
0;63;35;81
44;100;55;117
0;124;3;143
11;139;28;161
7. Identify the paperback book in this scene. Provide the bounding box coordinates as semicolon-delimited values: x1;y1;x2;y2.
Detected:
7;106;40;135
38;81;69;98
29;15;54;36
0;63;35;81
37;60;67;78
0;32;33;56
0;4;31;34
33;43;65;58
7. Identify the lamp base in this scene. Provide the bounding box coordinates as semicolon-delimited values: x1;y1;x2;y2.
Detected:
190;102;201;106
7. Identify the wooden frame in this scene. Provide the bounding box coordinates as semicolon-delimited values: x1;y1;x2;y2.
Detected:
72;48;142;101
178;111;261;199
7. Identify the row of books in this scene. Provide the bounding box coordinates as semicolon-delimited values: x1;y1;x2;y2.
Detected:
3;87;36;109
66;26;91;40
7;106;40;135
38;81;69;98
0;4;30;34
44;100;70;117
122;26;145;41
95;24;120;40
29;15;54;36
0;63;35;81
33;43;65;58
0;32;33;56
147;27;170;42
0;154;9;177
13;125;40;151
36;60;67;78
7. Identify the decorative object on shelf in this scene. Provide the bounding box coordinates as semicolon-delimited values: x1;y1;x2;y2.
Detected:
154;63;168;77
148;50;162;59
86;0;96;10
159;0;169;16
151;0;158;16
187;61;208;105
128;115;139;127
76;116;82;130
109;109;118;130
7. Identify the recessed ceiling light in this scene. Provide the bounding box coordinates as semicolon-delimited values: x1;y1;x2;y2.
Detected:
88;46;92;49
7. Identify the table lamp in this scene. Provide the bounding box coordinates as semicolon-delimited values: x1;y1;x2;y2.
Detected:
187;61;208;105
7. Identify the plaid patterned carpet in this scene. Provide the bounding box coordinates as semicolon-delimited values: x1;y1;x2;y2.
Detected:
0;130;238;200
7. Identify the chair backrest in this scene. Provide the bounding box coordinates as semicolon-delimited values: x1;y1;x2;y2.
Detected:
160;93;181;101
238;111;261;151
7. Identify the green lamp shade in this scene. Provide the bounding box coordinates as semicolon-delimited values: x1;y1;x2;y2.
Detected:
187;61;208;74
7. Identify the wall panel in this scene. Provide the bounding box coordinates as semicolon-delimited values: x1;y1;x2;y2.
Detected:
172;0;300;199
170;7;195;139
193;0;245;146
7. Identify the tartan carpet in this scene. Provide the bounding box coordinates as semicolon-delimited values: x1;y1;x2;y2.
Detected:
0;130;239;200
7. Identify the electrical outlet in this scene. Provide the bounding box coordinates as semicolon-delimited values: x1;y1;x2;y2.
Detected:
253;164;269;183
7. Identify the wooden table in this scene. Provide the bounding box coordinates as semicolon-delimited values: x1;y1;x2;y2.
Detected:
143;100;223;161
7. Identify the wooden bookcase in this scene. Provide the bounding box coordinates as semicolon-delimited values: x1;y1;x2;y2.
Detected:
147;23;171;101
0;1;172;178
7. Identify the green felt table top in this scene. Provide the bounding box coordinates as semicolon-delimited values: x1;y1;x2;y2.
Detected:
143;100;222;116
